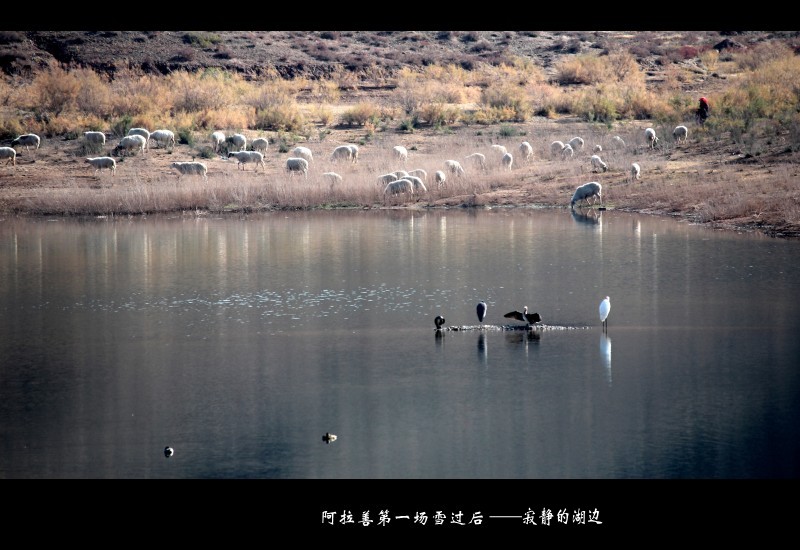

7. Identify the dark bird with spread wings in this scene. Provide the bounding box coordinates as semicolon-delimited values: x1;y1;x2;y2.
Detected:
504;306;542;326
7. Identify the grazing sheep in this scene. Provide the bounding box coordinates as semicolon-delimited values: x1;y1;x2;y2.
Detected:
393;170;410;179
561;143;574;159
331;144;357;163
384;178;413;196
501;152;513;170
127;128;151;149
0;146;17;166
593;144;603;153
445;159;465;177
285;157;309;177
465;152;486;170
550;140;565;155
291;146;313;163
377;173;398;185
673;125;689;142
645;128;659;149
211;131;226;153
630;162;641;181
491;144;507;156
83;131;106;146
393;145;408;162
85;156;116;175
228;150;266;171
408;168;427;182
405;175;427;193
226;133;247;152
12;133;41;151
434;170;446;187
171;161;208;180
570;181;603;209
252;137;269;154
568;137;585;151
322;171;342;184
113;134;147;156
150;129;176;150
519;141;533;162
590;154;608;173
612;135;626;149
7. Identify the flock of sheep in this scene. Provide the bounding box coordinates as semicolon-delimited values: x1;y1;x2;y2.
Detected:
1;123;692;208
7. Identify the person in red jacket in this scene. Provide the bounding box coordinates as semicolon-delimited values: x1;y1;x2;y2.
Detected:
696;96;710;124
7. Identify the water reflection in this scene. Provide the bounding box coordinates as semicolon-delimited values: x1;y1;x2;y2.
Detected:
571;207;602;227
600;332;612;385
477;332;488;365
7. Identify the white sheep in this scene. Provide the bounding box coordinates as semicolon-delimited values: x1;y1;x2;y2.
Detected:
85;156;116;175
519;141;533;162
171;161;208;180
83;131;106;147
384;179;413;196
407;168;427;182
12;133;40;151
113;134;147;156
645;128;659;149
630;162;641;181
291;146;313;163
434;170;446;187
393;145;408;162
550;140;565;156
226;133;247;152
465;152;487;170
570;181;603;209
673;125;688;142
405;175;427;193
322;171;342;184
331;144;357;163
252;137;269;154
501;152;513;170
491;144;507;156
561;143;574;159
347;144;359;163
228;150;265;171
211;131;226;153
593;144;603;153
568;137;585;151
393;170;410;179
445;159;465;177
150;129;176;150
590;154;608;173
377;173;398;186
127;128;151;149
286;157;309;177
612;135;626;149
0;146;17;166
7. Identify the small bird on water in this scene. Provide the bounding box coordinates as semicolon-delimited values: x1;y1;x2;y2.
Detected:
322;432;338;444
164;446;174;458
434;315;446;330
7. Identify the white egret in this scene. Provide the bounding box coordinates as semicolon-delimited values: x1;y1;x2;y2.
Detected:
599;296;611;331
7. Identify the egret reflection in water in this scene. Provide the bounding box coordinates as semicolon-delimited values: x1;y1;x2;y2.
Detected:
477;332;488;365
600;332;612;385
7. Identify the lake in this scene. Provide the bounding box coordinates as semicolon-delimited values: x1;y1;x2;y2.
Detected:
1;207;798;481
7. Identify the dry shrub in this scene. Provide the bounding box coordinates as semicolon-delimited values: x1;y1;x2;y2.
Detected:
699;49;719;72
168;70;236;113
340;102;384;126
255;103;305;132
73;68;113;118
310;80;341;104
197;107;253;131
554;55;609;85
480;82;530;121
308;104;334;126
28;65;81;115
108;69;166;117
415;102;461;126
735;41;794;71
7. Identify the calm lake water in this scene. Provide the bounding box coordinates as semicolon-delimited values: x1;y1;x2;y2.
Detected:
1;207;798;480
